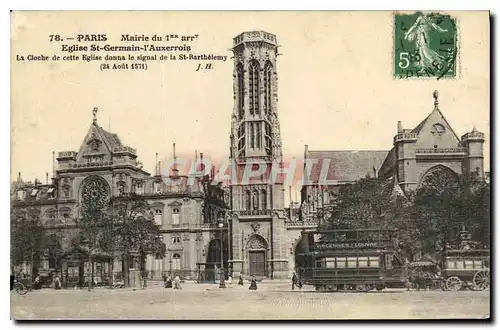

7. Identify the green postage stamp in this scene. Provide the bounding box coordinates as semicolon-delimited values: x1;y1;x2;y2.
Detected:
394;12;458;79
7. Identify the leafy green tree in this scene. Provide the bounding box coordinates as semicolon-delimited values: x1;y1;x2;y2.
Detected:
110;196;165;288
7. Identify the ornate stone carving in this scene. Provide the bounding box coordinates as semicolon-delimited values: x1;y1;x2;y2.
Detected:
247;235;267;250
195;232;203;242
81;176;110;208
87;133;102;152
251;222;260;233
183;233;190;242
62;184;71;198
117;181;126;195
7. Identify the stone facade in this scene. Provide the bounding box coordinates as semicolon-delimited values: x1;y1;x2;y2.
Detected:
11;112;230;282
228;31;290;279
378;91;485;191
11;32;486;283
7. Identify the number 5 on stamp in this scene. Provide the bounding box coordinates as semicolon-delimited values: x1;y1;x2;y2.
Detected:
394;12;458;80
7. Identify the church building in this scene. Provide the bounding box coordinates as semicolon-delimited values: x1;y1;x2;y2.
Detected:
11;31;486;285
378;90;485;189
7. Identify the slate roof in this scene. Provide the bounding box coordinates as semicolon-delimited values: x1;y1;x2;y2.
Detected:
378;147;396;179
94;124;124;150
304;150;389;184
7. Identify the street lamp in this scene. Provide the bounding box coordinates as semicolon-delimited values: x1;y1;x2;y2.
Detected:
218;217;226;288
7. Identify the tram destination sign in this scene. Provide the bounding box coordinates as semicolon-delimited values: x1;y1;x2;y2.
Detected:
315;242;385;250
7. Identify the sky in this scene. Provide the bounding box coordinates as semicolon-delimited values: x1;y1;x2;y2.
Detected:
11;11;490;204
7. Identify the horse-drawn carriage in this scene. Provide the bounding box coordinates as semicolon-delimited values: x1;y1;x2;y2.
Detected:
405;261;445;291
443;249;490;291
405;249;490;291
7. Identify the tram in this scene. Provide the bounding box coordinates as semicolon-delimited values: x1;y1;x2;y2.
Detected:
296;228;407;292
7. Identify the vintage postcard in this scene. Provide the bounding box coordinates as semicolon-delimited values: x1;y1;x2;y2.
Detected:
10;11;490;320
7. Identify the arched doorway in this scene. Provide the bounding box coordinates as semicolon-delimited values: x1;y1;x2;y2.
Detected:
294;240;306;273
246;235;268;277
205;239;228;282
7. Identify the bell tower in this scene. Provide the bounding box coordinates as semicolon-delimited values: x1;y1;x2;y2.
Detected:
228;31;288;280
230;31;283;162
229;31;285;211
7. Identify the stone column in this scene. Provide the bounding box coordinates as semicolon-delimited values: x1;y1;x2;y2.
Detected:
270;213;289;279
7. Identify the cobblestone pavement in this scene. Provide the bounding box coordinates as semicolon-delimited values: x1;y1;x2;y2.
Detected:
11;282;490;320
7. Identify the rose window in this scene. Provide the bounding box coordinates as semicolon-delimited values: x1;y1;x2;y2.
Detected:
81;176;110;208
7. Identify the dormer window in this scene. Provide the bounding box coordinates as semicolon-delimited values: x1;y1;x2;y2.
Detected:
31;189;39;197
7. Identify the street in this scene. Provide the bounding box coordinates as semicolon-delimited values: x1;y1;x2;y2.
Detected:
11;282;490;320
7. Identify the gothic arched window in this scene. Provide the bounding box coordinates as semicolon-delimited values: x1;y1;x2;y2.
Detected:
245;190;251;210
256;123;261;149
252;191;259;210
238;123;245;156
250;122;255;148
261;189;267;210
237;63;244;119
249;60;260;115
264;61;273;115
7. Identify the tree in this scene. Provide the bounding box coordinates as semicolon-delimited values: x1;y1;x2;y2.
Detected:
44;230;65;272
75;204;114;291
412;170;489;266
11;206;45;276
110;196;165;288
320;177;421;261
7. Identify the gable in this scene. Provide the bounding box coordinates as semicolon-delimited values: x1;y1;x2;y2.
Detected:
413;108;460;149
75;123;122;164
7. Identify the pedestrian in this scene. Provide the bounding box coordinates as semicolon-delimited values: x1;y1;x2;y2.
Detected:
249;275;257;290
165;274;173;288
292;272;298;290
54;275;61;290
228;275;232;285
238;273;244;286
33;274;42;290
174;275;182;290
